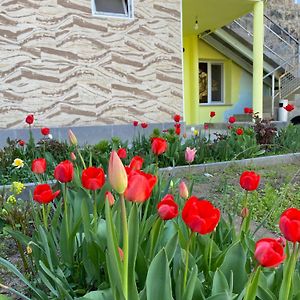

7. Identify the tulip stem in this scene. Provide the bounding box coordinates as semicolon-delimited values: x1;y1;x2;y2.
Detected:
76;147;86;169
183;231;194;292
93;190;98;230
63;183;70;238
279;243;299;300
208;231;215;271
155;155;159;175
42;204;48;228
120;193;129;300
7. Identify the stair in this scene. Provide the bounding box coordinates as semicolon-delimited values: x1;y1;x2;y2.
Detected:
225;13;300;119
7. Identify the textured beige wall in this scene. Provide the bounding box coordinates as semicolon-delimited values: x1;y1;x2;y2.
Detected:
0;0;182;129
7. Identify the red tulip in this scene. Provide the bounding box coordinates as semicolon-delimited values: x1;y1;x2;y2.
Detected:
175;127;181;135
33;184;60;204
236;128;244;135
240;171;260;191
25;114;34;125
54;160;74;183
173;114;181;123
204;123;209;130
151;137;167;155
41;127;50;136
133;121;139;127
279;208;300;243
210;111;216;118
129;156;144;171
18;140;25;146
157;194;178;220
255;238;285;268
141;123;148;129
117;148;127;159
228;116;236;124
284;104;294;112
124;170;157;203
182;196;220;234
105;191;115;206
81;167;105;190
244;107;250;114
31;158;47;174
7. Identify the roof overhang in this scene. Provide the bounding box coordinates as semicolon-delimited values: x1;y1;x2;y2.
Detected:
183;0;258;36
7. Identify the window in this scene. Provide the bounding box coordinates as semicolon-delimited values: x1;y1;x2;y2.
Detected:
199;62;224;104
92;0;133;18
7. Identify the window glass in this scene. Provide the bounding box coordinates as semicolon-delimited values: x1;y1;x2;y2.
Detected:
211;64;222;102
93;0;131;17
199;62;208;104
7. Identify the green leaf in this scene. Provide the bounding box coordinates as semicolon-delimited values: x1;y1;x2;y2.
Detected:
206;292;234;300
165;232;178;262
212;269;230;296
220;242;247;294
146;249;173;300
182;265;198;300
127;204;139;300
79;289;113;300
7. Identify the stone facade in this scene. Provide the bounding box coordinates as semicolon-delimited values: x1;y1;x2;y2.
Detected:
266;0;300;40
0;0;182;129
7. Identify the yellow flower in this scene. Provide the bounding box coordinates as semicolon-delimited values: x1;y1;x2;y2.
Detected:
12;158;24;169
7;195;16;205
26;245;33;254
194;130;199;136
11;181;25;195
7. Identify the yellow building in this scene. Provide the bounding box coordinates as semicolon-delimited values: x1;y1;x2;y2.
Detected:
183;0;266;124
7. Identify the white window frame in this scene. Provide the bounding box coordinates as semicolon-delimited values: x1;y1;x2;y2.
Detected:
199;61;225;105
91;0;134;19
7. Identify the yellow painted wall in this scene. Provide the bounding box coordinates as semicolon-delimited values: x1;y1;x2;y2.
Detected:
183;36;247;124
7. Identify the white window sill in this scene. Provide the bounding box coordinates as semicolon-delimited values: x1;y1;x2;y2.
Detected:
199;103;233;106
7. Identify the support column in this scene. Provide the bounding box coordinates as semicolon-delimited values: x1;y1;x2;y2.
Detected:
252;0;264;118
183;35;199;124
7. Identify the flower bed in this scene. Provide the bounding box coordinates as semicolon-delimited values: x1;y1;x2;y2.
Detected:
1;112;300;186
1;111;300;299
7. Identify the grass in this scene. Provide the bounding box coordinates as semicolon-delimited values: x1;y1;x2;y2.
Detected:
175;162;300;234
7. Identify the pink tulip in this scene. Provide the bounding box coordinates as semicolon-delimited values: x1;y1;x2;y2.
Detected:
185;147;197;164
179;181;189;199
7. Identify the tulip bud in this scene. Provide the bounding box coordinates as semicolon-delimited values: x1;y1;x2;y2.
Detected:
179;181;189;199
118;247;124;261
68;129;78;146
170;180;174;189
105;191;115;206
108;151;128;194
241;207;249;218
70;152;76;161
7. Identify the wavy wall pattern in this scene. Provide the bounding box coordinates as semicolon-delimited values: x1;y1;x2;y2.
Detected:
0;0;182;128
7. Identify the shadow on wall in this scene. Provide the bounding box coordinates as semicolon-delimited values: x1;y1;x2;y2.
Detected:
223;71;253;120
